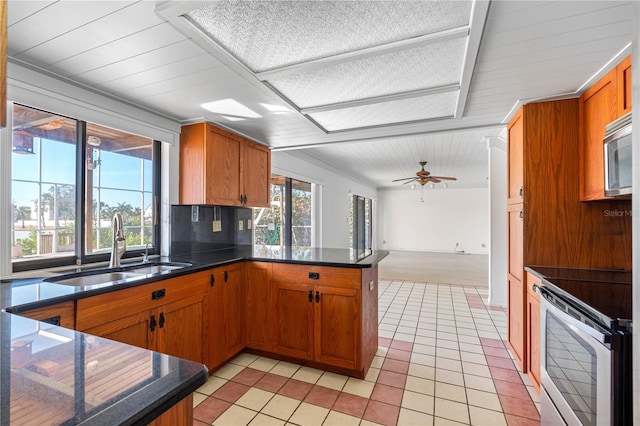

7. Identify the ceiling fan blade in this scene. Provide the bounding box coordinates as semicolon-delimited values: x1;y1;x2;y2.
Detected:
428;177;442;183
430;176;457;181
392;177;417;182
402;179;417;185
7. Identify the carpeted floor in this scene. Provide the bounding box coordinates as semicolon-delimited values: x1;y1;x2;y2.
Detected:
378;250;489;287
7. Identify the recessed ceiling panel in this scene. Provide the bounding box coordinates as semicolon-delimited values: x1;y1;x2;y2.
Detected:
187;0;472;72
309;91;458;131
267;38;466;108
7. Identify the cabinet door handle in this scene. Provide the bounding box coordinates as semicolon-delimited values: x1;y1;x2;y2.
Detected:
41;316;61;326
519;210;524;219
224;271;229;282
519;186;524;197
150;315;156;332
308;290;313;302
315;291;320;303
159;312;165;329
152;289;166;300
210;274;215;287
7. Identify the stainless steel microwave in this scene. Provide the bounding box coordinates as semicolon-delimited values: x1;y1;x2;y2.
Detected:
604;111;632;197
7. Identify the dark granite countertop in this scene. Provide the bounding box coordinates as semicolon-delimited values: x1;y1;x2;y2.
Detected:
0;245;387;425
1;311;207;425
525;265;632;324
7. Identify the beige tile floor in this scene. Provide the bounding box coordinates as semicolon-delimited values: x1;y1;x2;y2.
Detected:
192;278;541;425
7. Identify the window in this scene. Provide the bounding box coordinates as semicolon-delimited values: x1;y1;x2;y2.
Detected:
10;104;159;271
349;194;373;259
253;174;315;257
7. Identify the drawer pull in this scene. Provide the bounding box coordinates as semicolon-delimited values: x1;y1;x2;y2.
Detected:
152;289;166;300
41;316;61;326
308;272;319;280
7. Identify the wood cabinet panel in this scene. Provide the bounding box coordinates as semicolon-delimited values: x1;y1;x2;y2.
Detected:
617;55;632;115
580;71;617;201
83;311;153;350
76;272;208;331
244;262;274;352
507;108;524;204
205;130;241;206
242;142;271;207
179;122;270;207
314;285;358;369
223;263;245;358
19;301;75;329
507;273;525;370
149;395;193;426
156;296;204;363
507;204;523;281
272;263;360;288
274;281;314;360
526;273;541;392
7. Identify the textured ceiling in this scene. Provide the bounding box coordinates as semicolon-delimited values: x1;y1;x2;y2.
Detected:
5;0;634;189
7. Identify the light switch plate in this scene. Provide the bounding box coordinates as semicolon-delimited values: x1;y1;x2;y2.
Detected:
238;220;244;231
212;220;222;232
247;219;252;230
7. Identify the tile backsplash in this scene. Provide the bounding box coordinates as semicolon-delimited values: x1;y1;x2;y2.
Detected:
170;205;252;255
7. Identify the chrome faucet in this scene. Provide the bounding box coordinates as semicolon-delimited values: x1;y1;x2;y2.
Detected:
143;243;153;263
109;212;126;268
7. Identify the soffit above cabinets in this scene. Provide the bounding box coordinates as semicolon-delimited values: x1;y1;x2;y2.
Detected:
164;0;487;133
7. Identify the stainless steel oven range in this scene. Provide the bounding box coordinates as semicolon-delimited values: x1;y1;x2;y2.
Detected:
526;267;632;426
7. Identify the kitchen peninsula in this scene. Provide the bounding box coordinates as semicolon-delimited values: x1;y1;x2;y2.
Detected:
1;246;387;425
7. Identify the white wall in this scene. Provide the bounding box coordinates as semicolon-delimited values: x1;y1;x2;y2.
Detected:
271;151;377;249
377;187;489;255
487;137;508;306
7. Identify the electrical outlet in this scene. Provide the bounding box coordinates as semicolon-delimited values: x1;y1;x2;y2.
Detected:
212;220;222;232
247;219;252;230
238;220;244;231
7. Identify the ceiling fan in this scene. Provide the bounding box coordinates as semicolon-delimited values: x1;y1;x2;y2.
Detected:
392;161;457;186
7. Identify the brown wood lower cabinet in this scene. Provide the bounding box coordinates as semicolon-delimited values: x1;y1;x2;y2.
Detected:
245;262;274;352
270;263;377;377
507;273;525;371
204;263;245;370
526;272;541;392
76;272;208;364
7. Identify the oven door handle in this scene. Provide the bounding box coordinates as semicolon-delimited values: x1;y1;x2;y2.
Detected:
536;284;613;346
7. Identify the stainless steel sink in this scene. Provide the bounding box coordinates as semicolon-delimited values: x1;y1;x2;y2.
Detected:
46;271;144;287
123;262;191;275
44;262;192;287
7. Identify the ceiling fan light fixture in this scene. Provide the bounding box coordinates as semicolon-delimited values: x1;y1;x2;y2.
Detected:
429;183;435;189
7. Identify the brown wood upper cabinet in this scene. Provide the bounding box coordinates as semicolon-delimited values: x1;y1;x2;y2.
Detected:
179;122;271;208
579;55;631;201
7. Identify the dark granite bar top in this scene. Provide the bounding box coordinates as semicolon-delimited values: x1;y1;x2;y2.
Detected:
1;311;207;425
0;245;387;425
525;265;632;324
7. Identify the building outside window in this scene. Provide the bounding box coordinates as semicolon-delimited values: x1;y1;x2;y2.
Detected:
10;104;159;271
253;174;316;258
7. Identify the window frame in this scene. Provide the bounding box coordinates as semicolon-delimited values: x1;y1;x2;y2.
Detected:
11;104;161;273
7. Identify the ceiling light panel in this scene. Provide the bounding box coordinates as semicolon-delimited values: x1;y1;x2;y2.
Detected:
187;1;472;73
309;91;458;132
267;38;466;108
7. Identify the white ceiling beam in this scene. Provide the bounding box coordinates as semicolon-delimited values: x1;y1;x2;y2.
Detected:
256;26;470;81
455;0;491;119
298;84;460;114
